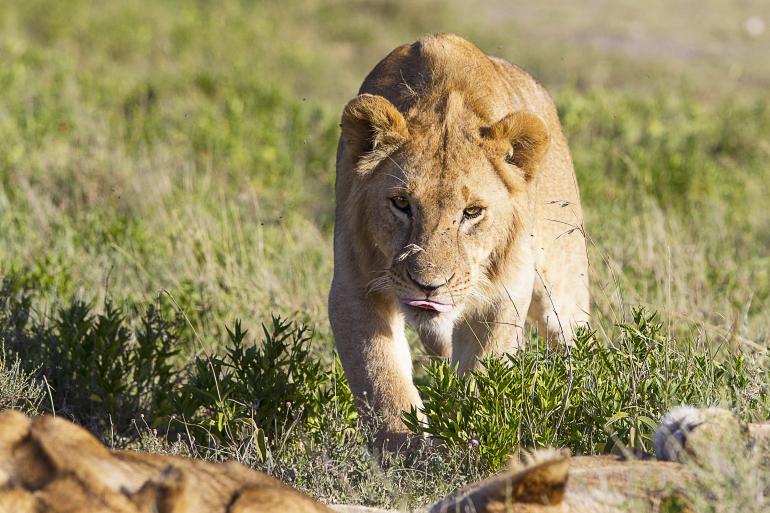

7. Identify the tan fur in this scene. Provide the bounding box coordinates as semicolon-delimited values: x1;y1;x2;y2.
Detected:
0;408;766;512
0;410;333;513
329;34;589;445
433;408;770;513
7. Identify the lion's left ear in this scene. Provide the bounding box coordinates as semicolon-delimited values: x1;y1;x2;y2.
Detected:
341;94;409;166
482;111;550;182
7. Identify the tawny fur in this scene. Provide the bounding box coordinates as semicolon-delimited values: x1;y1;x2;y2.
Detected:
329;34;589;445
433;408;770;513
1;408;766;513
0;410;333;513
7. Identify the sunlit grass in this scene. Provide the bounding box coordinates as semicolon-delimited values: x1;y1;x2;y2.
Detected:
1;0;769;509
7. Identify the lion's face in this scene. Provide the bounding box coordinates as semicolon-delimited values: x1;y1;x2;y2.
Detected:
363;133;516;318
341;92;549;321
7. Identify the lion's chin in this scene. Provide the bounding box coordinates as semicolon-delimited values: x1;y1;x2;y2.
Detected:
401;298;455;313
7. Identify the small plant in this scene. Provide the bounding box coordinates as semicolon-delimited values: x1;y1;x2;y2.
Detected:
404;309;768;469
0;348;44;415
176;316;357;452
0;277;182;429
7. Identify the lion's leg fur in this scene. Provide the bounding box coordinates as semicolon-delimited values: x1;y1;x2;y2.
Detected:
447;241;536;374
414;315;454;359
451;295;532;375
329;279;422;447
527;254;590;346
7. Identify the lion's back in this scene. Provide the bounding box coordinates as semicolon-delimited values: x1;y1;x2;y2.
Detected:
359;33;554;120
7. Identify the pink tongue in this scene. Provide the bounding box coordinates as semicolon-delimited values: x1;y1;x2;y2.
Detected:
403;299;454;313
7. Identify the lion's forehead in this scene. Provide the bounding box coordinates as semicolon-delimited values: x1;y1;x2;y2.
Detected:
400;158;503;211
400;136;496;187
377;106;510;213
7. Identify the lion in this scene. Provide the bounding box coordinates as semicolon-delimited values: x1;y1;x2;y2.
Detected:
0;409;333;513
329;33;589;444
0;408;766;513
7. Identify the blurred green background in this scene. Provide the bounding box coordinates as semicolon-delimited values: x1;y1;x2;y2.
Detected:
0;0;768;349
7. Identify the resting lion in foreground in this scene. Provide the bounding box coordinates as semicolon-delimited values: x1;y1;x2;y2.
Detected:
1;408;767;512
329;33;589;443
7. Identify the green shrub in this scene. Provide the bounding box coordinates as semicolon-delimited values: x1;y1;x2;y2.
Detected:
2;272;769;506
404;309;768;469
0;278;182;428
0;276;357;454
177;317;357;453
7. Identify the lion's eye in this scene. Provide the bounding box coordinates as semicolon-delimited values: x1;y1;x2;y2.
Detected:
463;206;484;220
391;196;411;214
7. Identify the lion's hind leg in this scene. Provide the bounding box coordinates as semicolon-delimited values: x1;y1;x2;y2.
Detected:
527;269;590;346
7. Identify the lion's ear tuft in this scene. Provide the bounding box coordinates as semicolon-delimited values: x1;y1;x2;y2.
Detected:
509;451;569;505
341;94;409;165
483;111;549;181
429;450;568;513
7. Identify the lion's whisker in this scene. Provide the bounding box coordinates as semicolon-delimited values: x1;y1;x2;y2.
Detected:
395;244;425;262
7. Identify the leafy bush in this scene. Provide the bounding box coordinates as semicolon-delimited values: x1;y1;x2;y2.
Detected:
0;278;182;427
3;274;768;473
176;317;357;453
404;310;769;469
2;273;769;507
0;276;356;455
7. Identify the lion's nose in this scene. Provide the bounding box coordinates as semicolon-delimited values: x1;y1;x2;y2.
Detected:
406;269;453;294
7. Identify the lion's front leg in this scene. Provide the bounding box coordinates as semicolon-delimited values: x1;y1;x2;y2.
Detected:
412;314;454;359
329;283;421;448
451;295;532;375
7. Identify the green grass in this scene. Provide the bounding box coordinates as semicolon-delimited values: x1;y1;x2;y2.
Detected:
0;0;769;510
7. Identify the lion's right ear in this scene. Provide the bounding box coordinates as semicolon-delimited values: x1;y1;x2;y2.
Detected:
482;111;550;183
341;94;409;164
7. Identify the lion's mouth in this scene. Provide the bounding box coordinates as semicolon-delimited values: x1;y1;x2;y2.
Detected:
401;298;454;313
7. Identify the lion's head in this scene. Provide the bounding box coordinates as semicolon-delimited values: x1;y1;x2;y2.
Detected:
341;87;549;324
